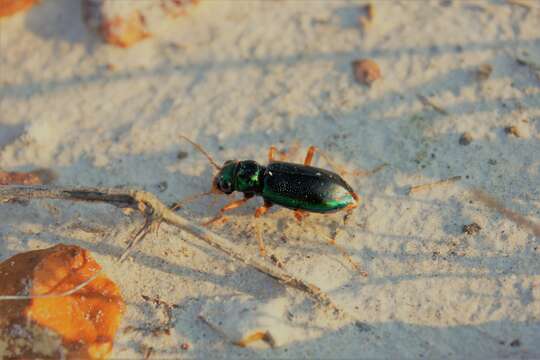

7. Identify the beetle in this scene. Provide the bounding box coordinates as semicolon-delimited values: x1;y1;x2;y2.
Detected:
179;136;360;257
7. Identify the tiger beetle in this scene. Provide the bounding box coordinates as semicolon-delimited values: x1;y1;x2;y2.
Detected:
178;136;361;264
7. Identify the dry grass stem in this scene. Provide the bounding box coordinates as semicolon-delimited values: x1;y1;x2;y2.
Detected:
473;189;540;237
417;94;449;115
408;176;462;194
0;185;344;315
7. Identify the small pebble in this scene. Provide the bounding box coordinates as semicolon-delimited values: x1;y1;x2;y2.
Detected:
157;181;168;192
504;126;520;137
476;64;492;81
352;59;381;86
177;150;189;160
181;342;190;350
463;223;481;235
459;132;473;145
509;339;521;347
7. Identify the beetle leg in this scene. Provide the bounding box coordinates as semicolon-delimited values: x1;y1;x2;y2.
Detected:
268;145;293;162
254;201;272;218
204;197;252;226
268;146;278;162
303;146;373;177
254;201;273;256
303;146;317;165
294;210;309;223
314;224;368;277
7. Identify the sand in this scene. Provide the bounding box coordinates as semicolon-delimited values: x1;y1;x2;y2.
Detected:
1;0;539;358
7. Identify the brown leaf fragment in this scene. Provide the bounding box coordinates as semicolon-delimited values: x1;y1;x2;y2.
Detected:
476;64;493;81
0;244;125;359
0;0;38;17
0;169;56;185
504;126;520;137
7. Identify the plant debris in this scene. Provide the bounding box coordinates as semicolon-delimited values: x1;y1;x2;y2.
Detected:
463;223;481;235
476;64;493;81
352;59;381;86
417;94;449;115
358;3;375;31
459;132;473;145
0;169;56;185
0;244;125;359
0;0;37;17
408;176;461;194
504;126;520;137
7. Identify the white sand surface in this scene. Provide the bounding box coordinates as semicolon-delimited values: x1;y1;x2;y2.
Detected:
1;0;539;358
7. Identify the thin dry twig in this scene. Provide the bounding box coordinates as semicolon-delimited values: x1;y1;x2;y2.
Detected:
472;189;540;237
507;0;535;10
417;94;449;115
408;176;461;195
0;186;344;315
0;272;101;300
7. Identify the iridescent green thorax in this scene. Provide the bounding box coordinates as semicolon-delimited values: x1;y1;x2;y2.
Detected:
233;160;264;193
214;160;264;194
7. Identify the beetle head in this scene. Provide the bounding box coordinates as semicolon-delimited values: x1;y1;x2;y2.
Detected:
212;160;238;194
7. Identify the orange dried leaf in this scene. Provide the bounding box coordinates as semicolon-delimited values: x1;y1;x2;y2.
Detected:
0;244;124;359
0;0;38;17
0;169;56;185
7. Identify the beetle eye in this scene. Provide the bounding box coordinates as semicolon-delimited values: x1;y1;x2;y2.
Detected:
218;180;232;193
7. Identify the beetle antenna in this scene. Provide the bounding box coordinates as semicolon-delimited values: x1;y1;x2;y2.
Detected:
170;190;215;211
179;135;222;170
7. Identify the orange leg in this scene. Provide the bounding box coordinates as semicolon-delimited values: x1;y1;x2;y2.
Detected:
294;210;309;223
254;201;273;256
268;143;301;163
304;146;317;165
268;146;278;162
255;201;272;218
303;146;373;178
204;197;252;226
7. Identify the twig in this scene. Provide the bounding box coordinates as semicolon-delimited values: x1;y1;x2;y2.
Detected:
417;94;449;115
119;205;155;262
472;189;540;237
0;272;101;300
507;0;536;10
0;186;344;315
408;176;461;194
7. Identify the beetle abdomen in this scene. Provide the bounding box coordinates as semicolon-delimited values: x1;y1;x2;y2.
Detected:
262;162;356;213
